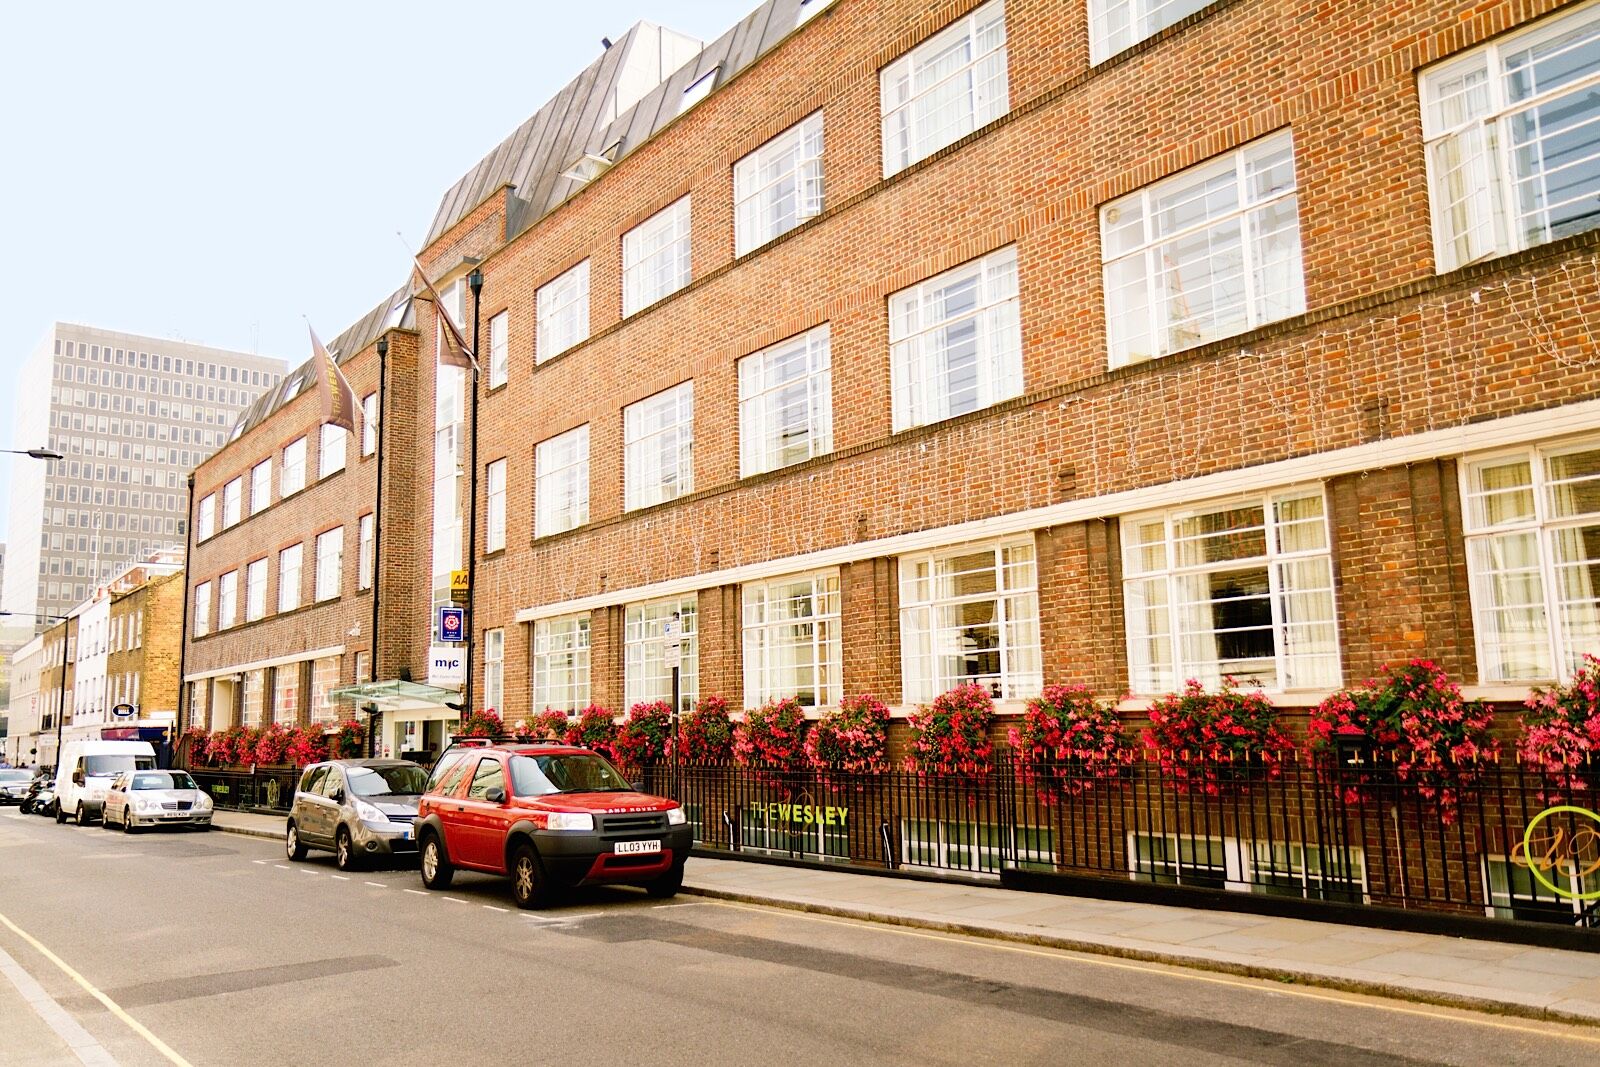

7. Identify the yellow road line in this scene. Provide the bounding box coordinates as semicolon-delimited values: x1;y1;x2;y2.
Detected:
704;899;1600;1046
0;909;194;1067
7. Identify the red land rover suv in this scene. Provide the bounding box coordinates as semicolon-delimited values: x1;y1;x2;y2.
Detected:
414;742;694;908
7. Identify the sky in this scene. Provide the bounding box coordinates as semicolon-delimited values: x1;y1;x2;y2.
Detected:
0;0;757;531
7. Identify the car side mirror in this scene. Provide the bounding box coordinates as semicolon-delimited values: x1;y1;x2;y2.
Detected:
485;787;506;805
73;771;84;786
330;788;345;803
628;781;643;792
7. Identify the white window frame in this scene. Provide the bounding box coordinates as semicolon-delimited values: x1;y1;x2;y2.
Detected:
217;571;238;631
222;477;242;529
1420;3;1600;273
485;628;504;712
622;197;691;317
488;310;509;389
361;393;378;456
880;0;1009;177
1101;131;1305;368
742;570;841;708
358;513;375;591
319;423;346;478
197;494;215;541
536;426;589;537
536;260;590;363
533;614;591;713
624;383;693;512
889;246;1022;432
245;558;267;622
486;458;507;552
278;543;303;613
1482;853;1600;921
250;459;271;514
625;597;697;711
899;536;1042;704
1121;485;1341;694
193;581;211;637
281;437;307;497
1087;0;1214;66
1461;435;1600;682
739;325;833;476
734;112;824;256
315;527;343;603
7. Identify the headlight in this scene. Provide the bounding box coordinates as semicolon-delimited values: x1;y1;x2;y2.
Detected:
545;812;594;831
134;798;154;812
195;794;212;809
666;806;687;826
354;799;388;824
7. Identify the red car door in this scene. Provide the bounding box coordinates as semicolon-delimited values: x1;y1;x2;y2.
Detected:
457;757;508;871
430;754;477;866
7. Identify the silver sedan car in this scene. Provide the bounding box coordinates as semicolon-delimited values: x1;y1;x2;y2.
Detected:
101;770;214;832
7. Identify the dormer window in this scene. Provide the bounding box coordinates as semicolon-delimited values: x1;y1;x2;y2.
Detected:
560;139;623;187
797;0;836;25
679;68;718;115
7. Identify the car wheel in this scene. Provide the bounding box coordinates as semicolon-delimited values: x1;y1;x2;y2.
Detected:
335;828;361;872
419;832;453;890
102;810;116;830
122;812;137;834
285;822;307;862
645;859;686;899
75;805;87;827
55;804;66;824
510;843;549;910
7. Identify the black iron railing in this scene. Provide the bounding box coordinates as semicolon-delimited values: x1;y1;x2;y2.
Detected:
642;751;1600;929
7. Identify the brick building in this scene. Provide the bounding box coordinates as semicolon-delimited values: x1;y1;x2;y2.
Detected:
419;0;1600;723
184;0;1600;772
180;291;433;755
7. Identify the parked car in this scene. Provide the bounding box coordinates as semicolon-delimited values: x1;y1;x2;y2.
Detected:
55;740;158;825
0;769;32;805
285;759;429;871
22;778;56;817
414;742;692;909
101;770;214;833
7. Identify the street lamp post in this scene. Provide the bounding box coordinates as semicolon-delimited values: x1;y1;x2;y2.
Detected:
1;446;66;768
0;611;69;770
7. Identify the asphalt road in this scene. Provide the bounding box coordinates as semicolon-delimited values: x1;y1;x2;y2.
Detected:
1;809;1598;1066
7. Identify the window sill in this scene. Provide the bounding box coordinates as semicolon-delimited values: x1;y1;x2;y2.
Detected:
483;548;506;560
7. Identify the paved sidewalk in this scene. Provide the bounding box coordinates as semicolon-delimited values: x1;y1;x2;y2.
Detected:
210;809;1600;1025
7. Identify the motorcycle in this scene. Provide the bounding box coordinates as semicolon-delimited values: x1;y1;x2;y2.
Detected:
20;777;56;817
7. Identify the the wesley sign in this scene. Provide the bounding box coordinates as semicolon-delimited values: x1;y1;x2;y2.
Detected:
761;801;848;827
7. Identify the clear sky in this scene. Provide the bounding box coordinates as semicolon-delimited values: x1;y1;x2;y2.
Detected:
0;0;758;531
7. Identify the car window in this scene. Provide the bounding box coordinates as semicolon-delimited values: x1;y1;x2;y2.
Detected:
301;766;329;796
85;755;149;777
132;772;194;790
465;759;504;801
320;768;345;799
346;764;429;797
429;752;471;796
510;754;631;797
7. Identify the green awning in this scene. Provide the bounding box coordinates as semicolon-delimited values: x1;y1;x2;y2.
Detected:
329;679;461;713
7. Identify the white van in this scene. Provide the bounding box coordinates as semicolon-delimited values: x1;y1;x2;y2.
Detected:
56;740;157;826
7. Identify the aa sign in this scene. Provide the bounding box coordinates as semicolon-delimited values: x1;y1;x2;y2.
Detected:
1513;805;1600;900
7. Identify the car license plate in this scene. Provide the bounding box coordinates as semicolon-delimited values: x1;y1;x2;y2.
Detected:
398;826;412;840
615;839;660;855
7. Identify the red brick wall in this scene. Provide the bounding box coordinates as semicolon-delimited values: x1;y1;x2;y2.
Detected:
415;0;1600;720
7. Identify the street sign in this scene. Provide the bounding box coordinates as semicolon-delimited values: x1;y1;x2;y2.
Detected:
438;606;465;643
450;569;470;599
111;703;135;719
427;645;465;690
662;616;682;670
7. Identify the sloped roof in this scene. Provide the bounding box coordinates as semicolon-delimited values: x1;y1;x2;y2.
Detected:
228;286;413;442
427;0;813;248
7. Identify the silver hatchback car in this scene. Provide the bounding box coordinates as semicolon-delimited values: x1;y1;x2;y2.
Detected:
285;759;428;871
